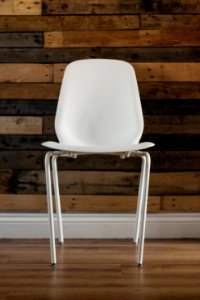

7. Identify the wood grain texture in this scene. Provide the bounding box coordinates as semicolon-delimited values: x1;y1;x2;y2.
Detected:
162;195;200;212
141;14;200;29
0;117;43;135
0;15;139;31
0;64;53;83
139;82;200;99
0;33;43;48
1;99;200;116
0;151;43;169
0;83;60;99
0;194;160;212
5;82;200;100
7;170;200;195
54;62;200;82
44;30;200;48
0;240;200;299
0;0;41;15
1;47;200;63
42;0;200;14
43;114;200;135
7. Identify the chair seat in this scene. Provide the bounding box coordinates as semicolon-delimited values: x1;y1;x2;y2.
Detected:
42;141;155;153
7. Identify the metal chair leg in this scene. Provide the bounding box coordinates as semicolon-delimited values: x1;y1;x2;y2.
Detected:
137;152;151;266
45;152;57;265
134;156;146;244
52;154;64;244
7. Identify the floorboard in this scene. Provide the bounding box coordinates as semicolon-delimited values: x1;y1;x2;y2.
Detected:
0;239;199;300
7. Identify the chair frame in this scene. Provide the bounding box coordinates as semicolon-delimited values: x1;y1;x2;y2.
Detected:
44;149;151;266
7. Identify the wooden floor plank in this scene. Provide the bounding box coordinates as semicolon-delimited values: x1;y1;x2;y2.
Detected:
0;239;199;300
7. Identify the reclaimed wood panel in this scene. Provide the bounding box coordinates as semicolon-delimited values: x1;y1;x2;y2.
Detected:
1;194;199;213
1;99;200;116
0;170;13;194
0;135;198;151
1;150;199;171
0;117;43;135
0;33;43;48
42;0;200;14
0;83;60;99
0;15;139;31
0;151;42;169
144;115;200;134
1;48;200;63
0;100;57;116
7;170;200;195
0;0;41;15
54;63;200;82
43;115;200;135
162;196;200;212
44;30;200;48
141;14;200;29
139;82;200;99
0;194;160;212
0;64;53;83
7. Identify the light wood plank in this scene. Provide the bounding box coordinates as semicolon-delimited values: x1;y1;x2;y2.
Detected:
134;62;200;82
0;0;41;15
0;64;53;83
0;83;60;99
0;15;139;31
44;30;200;48
54;62;200;82
0;194;160;212
0;117;42;135
162;195;200;212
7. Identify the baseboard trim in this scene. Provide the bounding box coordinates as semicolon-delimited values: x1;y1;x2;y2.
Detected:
0;213;200;239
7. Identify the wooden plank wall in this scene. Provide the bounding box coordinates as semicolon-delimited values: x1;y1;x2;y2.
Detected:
0;0;200;213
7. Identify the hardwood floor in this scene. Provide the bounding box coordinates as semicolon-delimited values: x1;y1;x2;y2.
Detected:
0;239;199;300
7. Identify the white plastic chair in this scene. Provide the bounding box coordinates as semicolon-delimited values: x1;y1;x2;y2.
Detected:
42;59;154;266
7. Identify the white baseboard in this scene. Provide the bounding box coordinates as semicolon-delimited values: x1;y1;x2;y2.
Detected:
0;213;200;239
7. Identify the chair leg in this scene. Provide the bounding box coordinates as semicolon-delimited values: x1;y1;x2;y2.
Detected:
52;155;64;244
45;152;57;265
134;156;146;244
137;152;151;266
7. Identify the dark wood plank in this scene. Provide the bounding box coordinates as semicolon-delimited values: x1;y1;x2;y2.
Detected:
0;100;57;116
142;99;200;115
1;48;200;63
0;151;43;169
141;14;200;29
44;30;200;48
0;135;199;151
42;0;200;14
7;170;200;195
1;99;200;116
139;82;200;99
0;33;43;48
0;15;139;31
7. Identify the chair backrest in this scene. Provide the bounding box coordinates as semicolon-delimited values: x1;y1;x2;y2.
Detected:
55;59;144;148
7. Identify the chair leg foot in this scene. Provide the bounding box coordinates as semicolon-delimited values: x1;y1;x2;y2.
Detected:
137;263;142;268
51;263;56;267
